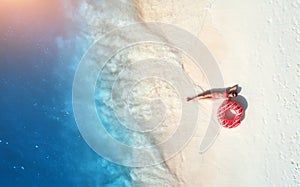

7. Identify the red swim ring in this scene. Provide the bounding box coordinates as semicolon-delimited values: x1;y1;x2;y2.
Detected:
217;100;244;128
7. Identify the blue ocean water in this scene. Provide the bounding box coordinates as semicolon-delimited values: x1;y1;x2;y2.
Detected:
0;1;132;186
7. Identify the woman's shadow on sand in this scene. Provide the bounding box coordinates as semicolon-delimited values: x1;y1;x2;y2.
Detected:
231;86;248;121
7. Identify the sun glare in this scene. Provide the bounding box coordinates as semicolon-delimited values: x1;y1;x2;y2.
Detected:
0;0;66;44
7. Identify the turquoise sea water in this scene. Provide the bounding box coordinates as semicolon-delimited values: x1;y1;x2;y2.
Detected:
0;1;133;186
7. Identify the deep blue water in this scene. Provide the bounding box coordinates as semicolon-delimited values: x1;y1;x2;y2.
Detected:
0;2;131;186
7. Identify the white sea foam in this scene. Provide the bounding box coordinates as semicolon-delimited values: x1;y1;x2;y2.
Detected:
75;0;179;185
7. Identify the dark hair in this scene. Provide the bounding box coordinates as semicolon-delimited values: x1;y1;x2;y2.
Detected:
229;91;237;97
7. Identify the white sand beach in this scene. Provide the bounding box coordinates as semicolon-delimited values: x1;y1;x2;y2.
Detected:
77;0;300;186
133;0;300;186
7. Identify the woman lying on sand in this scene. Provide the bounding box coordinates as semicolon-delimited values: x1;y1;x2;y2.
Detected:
186;84;238;101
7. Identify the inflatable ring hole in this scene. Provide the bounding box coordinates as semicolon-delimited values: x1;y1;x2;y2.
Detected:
225;109;236;120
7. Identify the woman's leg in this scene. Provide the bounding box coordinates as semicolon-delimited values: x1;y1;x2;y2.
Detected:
187;93;213;101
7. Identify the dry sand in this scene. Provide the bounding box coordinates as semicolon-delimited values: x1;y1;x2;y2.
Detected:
134;0;300;186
